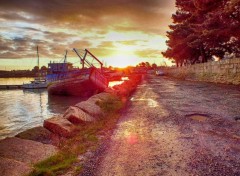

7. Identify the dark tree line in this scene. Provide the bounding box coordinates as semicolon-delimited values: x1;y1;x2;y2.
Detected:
162;0;240;67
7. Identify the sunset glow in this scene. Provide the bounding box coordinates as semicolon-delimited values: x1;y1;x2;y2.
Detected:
0;0;176;70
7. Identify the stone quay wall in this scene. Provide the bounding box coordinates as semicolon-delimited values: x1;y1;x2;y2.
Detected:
165;58;240;85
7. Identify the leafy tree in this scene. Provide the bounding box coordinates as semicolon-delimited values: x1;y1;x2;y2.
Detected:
152;63;157;69
163;0;240;66
145;62;151;68
137;62;146;67
202;0;240;58
40;66;47;71
32;66;39;73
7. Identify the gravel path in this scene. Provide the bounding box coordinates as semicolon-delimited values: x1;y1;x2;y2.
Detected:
81;75;240;176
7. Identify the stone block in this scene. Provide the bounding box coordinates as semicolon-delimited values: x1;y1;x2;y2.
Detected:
0;137;58;164
15;126;53;145
0;157;32;176
236;63;240;69
63;106;95;124
229;58;240;64
75;100;103;117
44;116;76;137
220;64;228;69
90;92;112;101
236;68;240;73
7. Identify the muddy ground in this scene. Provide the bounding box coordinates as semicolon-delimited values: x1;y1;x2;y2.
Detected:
80;74;240;176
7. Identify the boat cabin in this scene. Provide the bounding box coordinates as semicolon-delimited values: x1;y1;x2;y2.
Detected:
48;62;73;73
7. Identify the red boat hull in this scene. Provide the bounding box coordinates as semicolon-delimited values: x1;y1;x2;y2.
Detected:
47;69;108;96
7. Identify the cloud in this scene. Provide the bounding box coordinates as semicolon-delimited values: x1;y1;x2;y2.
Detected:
0;0;175;32
0;0;176;67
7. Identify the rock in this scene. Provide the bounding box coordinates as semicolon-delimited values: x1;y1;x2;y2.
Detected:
0;157;32;176
90;92;112;101
0;137;58;165
113;85;129;97
75;100;103;117
15;126;53;144
44;116;76;137
104;87;116;95
234;116;240;121
63;106;95;124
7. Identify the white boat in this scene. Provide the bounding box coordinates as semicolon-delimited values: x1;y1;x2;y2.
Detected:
22;46;48;89
22;79;48;89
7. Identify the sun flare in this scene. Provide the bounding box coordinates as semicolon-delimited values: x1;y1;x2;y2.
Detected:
105;54;139;68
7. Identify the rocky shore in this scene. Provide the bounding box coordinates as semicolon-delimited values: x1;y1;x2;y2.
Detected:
0;74;143;176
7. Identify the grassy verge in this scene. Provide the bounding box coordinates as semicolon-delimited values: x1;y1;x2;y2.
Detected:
29;95;124;176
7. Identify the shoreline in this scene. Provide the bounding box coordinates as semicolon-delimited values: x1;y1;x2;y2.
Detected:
0;73;143;176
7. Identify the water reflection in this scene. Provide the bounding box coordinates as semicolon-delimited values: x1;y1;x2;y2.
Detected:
131;98;159;108
108;77;129;87
109;81;124;87
48;94;87;114
0;89;86;139
0;78;33;85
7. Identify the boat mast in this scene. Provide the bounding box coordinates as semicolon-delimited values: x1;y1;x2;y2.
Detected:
37;45;40;68
64;50;68;63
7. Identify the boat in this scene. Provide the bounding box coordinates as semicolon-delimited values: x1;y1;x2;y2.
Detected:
22;46;48;89
22;79;48;89
47;49;108;96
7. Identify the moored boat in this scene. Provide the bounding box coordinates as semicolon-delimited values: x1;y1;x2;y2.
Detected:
23;46;48;89
22;79;48;89
47;49;108;96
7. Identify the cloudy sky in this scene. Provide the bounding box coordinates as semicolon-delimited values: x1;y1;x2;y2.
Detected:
0;0;175;70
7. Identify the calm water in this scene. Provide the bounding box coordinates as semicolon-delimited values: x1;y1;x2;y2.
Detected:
0;77;34;85
0;78;87;139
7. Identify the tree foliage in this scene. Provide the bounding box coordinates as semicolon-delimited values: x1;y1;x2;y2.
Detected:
162;0;240;67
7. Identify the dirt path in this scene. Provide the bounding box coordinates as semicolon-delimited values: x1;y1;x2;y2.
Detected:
81;75;240;176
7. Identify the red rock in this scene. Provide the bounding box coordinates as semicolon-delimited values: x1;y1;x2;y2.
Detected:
0;157;32;176
44;116;76;137
63;106;95;124
0;137;58;165
75;100;103;117
90;92;112;101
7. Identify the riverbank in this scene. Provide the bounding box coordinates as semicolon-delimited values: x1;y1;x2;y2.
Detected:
0;74;143;176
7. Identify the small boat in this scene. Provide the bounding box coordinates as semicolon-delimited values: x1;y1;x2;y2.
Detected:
23;46;48;89
22;79;48;89
47;49;108;96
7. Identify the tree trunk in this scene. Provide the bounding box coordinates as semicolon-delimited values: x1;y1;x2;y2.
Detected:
200;45;207;63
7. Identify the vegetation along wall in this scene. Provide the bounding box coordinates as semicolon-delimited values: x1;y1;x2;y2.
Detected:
165;58;240;85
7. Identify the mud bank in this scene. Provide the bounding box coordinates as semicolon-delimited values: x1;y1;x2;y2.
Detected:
0;74;143;176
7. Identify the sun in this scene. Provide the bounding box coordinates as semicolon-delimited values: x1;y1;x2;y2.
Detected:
105;54;138;68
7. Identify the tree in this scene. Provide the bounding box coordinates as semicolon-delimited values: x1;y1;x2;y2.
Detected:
152;63;157;69
40;66;47;71
32;66;39;73
163;0;240;66
162;0;203;66
201;0;240;58
145;62;151;68
137;62;146;67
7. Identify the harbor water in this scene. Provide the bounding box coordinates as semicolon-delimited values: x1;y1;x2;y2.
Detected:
0;78;86;139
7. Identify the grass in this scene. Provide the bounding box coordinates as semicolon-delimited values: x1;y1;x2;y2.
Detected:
29;95;123;176
30;153;77;176
96;95;123;113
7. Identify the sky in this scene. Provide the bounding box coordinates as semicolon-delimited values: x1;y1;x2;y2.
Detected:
0;0;176;70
